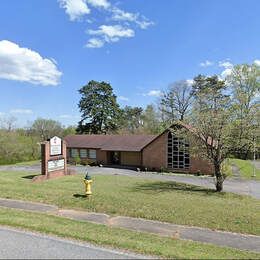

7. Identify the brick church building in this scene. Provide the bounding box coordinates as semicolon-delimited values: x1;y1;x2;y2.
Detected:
64;123;213;175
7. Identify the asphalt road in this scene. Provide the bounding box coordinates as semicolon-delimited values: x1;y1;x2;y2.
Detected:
0;226;145;259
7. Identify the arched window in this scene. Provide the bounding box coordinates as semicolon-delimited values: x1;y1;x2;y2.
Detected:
168;132;190;169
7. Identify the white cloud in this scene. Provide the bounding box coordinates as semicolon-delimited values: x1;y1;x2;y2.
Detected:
111;8;154;30
0;40;62;86
144;90;163;97
221;68;233;78
118;96;129;101
58;0;90;21
219;61;233;69
111;8;138;22
86;38;105;48
88;25;135;43
218;60;234;79
58;0;153;48
0;112;5;117
254;59;260;66
86;19;94;24
87;0;110;9
10;109;33;114
136;19;154;30
186;79;194;86
199;60;214;67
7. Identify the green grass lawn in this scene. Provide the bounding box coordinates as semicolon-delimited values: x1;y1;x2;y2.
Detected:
0;171;259;235
222;158;233;177
230;159;260;180
0;160;40;166
0;207;259;259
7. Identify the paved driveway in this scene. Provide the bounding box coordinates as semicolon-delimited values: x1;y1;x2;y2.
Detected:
0;164;40;172
251;160;260;170
0;164;259;199
0;226;145;259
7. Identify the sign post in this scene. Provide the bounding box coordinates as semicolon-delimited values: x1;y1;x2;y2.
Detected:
41;136;67;179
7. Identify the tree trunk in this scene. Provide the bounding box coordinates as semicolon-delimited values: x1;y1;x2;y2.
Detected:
214;163;224;192
216;176;223;192
180;114;184;121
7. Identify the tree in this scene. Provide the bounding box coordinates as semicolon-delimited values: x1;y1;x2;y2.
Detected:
30;118;63;141
142;104;162;134
226;63;260;159
77;81;121;134
63;125;76;136
0;116;17;132
160;80;193;122
120;106;143;134
190;75;233;192
19;127;40;159
0;129;40;164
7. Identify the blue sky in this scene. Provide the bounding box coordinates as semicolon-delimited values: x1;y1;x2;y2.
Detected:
0;0;260;127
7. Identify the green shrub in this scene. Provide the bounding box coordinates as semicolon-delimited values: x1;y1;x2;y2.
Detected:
74;155;81;165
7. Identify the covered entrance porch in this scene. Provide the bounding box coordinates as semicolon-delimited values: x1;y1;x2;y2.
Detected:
106;151;142;167
107;151;121;165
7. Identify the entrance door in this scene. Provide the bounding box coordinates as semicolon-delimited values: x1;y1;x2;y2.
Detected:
110;151;121;165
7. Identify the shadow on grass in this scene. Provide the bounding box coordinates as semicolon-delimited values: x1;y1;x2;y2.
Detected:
73;194;87;198
22;174;39;180
132;181;217;195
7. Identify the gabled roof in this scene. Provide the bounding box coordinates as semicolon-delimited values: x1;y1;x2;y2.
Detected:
176;121;217;148
64;134;157;152
64;122;216;152
141;121;217;149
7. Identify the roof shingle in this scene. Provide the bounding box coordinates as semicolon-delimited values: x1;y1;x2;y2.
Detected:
64;134;157;152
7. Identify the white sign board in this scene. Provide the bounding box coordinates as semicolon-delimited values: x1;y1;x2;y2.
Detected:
48;159;64;172
50;136;62;156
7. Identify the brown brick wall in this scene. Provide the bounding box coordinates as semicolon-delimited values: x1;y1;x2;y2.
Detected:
142;131;214;175
121;152;141;166
97;150;107;164
142;132;167;169
190;156;214;175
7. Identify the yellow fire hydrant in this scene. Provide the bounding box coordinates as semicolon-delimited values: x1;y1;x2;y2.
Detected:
84;172;93;196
